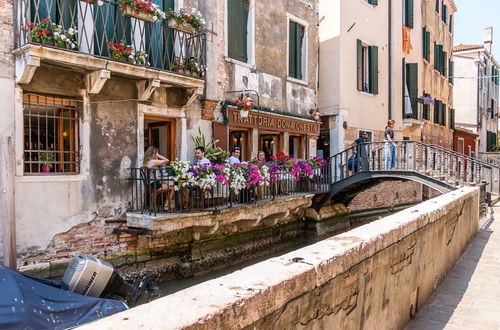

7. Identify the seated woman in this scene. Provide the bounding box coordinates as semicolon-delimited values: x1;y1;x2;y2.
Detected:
143;146;173;211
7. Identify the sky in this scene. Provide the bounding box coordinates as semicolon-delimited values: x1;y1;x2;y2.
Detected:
454;0;500;58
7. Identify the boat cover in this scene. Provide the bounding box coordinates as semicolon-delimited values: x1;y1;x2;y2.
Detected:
0;265;128;329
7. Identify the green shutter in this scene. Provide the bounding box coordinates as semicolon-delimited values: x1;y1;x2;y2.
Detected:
449;14;453;33
440;50;447;75
442;5;448;23
405;0;414;28
435;0;440;12
423;93;430;120
228;0;248;62
441;103;446;126
449;108;455;129
434;100;440;124
357;39;363;91
31;0;56;22
369;45;378;94
406;63;418;119
434;43;439;71
370;0;378;5
288;22;304;80
449;60;454;84
423;28;430;61
58;0;77;30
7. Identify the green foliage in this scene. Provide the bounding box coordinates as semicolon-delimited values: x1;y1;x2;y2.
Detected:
39;152;56;167
191;128;229;164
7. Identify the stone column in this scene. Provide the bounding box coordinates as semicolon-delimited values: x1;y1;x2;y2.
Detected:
251;128;259;159
282;132;289;155
0;0;16;267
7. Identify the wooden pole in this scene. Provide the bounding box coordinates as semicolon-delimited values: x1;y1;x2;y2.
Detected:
1;135;16;268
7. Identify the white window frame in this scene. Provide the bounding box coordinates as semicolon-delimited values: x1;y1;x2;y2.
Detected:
224;0;256;68
457;137;465;154
286;13;309;84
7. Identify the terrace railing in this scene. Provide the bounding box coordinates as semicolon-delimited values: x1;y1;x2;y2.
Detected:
129;165;331;216
15;0;206;78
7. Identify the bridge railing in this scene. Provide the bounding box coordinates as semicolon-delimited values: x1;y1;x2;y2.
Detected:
330;140;499;194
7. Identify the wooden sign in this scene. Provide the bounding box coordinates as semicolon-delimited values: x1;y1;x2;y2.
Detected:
227;108;320;136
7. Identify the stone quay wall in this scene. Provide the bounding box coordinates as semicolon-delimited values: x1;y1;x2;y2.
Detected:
81;187;480;330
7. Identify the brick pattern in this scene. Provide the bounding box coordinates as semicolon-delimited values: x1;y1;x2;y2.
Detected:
201;99;219;120
349;181;423;211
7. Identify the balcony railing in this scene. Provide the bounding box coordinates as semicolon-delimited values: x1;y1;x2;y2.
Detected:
130;165;332;216
16;0;206;78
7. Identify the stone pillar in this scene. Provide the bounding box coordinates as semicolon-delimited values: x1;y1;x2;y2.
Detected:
0;0;16;267
250;128;259;159
179;117;188;161
282;132;289;155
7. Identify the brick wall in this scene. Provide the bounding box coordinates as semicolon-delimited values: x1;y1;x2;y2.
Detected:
349;181;424;211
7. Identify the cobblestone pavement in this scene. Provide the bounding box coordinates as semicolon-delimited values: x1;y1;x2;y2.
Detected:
405;207;500;330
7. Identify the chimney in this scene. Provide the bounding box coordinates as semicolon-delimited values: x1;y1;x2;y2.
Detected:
484;26;493;53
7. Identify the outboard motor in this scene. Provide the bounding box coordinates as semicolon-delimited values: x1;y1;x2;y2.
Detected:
62;255;159;307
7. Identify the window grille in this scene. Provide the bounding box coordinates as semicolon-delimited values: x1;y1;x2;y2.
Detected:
23;93;80;174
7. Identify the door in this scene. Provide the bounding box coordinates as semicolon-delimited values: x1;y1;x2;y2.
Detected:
229;130;249;161
259;134;281;160
144;116;176;161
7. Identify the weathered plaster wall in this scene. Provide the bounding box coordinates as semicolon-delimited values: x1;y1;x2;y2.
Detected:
83;187;480;330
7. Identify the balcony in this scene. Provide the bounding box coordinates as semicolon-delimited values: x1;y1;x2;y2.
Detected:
14;0;206;91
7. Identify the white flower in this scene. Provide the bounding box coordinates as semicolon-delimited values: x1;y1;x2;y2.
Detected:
53;31;60;36
153;16;158;21
60;35;66;40
97;0;104;6
68;28;75;34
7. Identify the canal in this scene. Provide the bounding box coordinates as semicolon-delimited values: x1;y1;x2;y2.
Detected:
157;204;414;296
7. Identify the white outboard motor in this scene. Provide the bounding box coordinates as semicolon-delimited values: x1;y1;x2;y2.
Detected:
62;256;114;297
62;255;159;307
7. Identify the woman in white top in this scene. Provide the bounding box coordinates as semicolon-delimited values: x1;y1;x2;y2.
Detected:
143;147;172;211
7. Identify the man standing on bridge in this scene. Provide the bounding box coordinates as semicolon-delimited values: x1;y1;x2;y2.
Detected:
352;131;369;172
384;120;397;169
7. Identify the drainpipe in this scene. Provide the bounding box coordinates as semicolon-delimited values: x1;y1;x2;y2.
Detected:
388;0;392;120
1;136;16;268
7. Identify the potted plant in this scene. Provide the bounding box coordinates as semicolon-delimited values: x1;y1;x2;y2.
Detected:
53;26;78;50
25;19;54;46
235;97;255;118
118;0;166;23
186;57;205;77
191;128;229;164
106;40;134;62
39;152;55;173
166;8;205;34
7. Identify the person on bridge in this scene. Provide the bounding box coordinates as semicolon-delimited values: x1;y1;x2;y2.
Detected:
352;131;369;172
384;120;397;169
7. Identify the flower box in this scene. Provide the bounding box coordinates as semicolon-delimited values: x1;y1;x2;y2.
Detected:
124;6;155;23
167;19;197;34
240;110;249;118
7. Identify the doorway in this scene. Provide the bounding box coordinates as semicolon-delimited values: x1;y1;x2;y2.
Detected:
144;116;176;161
229;129;250;161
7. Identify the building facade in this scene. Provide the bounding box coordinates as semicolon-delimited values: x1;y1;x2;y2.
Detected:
453;29;500;153
0;0;320;267
402;0;456;148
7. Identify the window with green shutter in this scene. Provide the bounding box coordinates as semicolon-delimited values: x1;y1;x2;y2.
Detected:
442;4;448;24
435;0;440;13
449;60;454;84
434;44;442;72
228;0;249;63
288;21;305;80
449;14;453;33
422;27;430;61
363;0;378;5
404;0;414;28
449;108;455;129
434;100;441;124
440;51;447;75
356;40;378;94
405;63;418;119
423;93;430;120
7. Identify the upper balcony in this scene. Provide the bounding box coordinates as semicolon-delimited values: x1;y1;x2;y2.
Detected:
14;0;206;91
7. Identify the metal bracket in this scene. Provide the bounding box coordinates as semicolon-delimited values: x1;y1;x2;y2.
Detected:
137;79;161;101
182;88;202;109
85;69;111;94
16;55;40;84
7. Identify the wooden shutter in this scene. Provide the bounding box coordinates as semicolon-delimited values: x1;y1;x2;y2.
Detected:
58;0;77;30
434;100;440;124
449;108;455;129
449;60;454;84
31;0;56;22
434;44;440;71
228;0;248;62
370;0;378;6
369;45;378;94
423;93;430;120
405;0;414;28
357;39;363;91
449;14;453;33
442;4;448;23
441;103;446;126
406;63;418;119
288;22;304;80
435;0;440;13
423;28;430;61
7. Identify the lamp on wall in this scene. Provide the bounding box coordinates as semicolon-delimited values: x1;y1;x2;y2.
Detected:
309;109;321;121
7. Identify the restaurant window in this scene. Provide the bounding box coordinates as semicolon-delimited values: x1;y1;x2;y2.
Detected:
288;20;306;80
227;0;250;63
259;134;281;160
357;40;378;94
289;135;303;159
23;93;79;174
229;130;249;161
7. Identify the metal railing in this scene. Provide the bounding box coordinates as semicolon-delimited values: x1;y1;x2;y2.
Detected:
330;140;500;195
16;0;206;77
130;165;332;215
